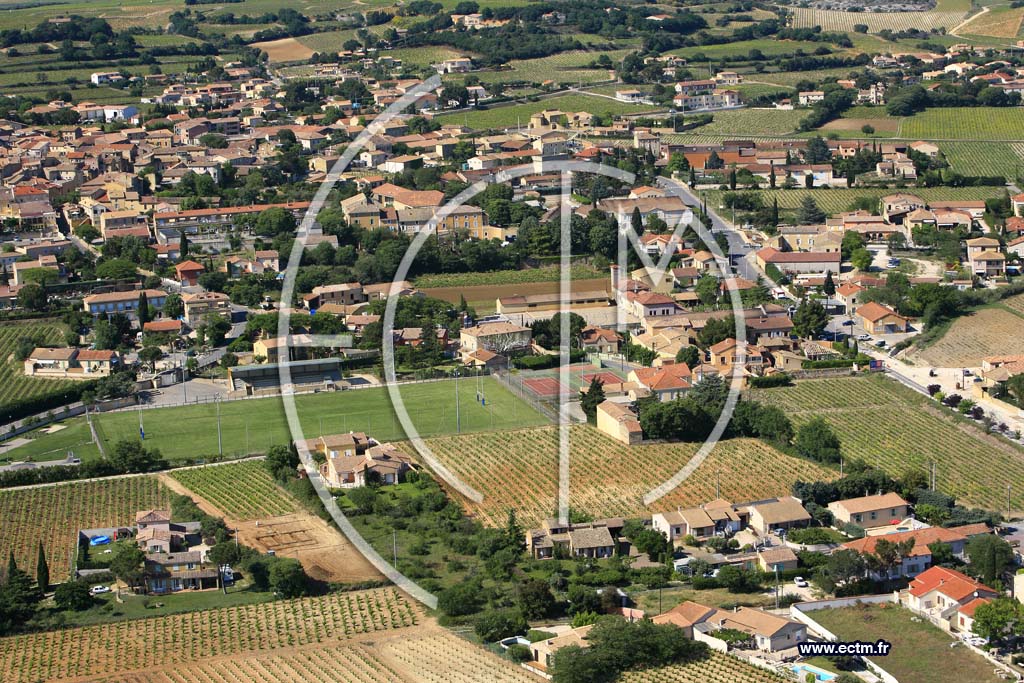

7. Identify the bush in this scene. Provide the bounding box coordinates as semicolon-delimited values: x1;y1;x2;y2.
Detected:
474;609;527;642
507;644;533;662
747;373;793;388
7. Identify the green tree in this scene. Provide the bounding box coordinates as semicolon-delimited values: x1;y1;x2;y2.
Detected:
697;316;734;348
694;274;719;306
265;444;299;483
792;299;828;339
630;206;643;236
137;291;150;325
438;580;484;616
516;578;556;619
36;542;48;591
1006;373;1024;404
108;440;163;473
474;608;528;642
269;557;309;598
794;417;842;464
109;541;145;591
822;270;836;298
96;258;138;280
972;597;1024;645
579;377;607;424
675;345;701;369
139;345;163;372
850;247;873;272
17;283;47;311
795;197;825;225
966;534;1014;586
179;230;188;260
163;293;184;319
53;580;93;611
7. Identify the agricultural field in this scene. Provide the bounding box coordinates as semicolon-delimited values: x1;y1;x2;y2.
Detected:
940;141;1024;178
900;107;1024;140
752;67;864;88
671;38;828;60
382;631;539;683
811;603;1002;683
435;93;661;130
0;319;79;416
703;187;1004;217
465;50;628;86
418;425;839;526
957;6;1024;38
170;460;298;520
912;299;1024;367
4;377;548;464
0;587;420;683
791;7;966;32
421;277;608;314
621;651;789;683
0;476;169;580
415;264;604;288
752;375;1024;512
251;37;316;63
684;108;807;137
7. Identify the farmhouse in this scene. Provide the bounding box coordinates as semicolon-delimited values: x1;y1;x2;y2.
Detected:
529;625;593;670
827;492;910;529
695;606;807;653
304;433;413;488
143;551;219;594
596;399;643;445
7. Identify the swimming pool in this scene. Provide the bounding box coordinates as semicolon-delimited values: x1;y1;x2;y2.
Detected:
791;663;837;682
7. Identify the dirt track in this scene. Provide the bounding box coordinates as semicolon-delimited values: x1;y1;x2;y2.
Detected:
159;473;382;583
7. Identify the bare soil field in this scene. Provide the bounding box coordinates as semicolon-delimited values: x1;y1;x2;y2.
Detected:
252;37;315;63
958;6;1024;38
912;304;1024;367
822;118;901;132
160;473;381;584
422;277;607;313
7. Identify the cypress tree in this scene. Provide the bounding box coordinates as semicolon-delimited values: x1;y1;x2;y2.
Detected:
179;230;188;259
36;542;48;591
137;291;149;325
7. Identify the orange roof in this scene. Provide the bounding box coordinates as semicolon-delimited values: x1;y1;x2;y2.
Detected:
174;260;205;273
958;597;991;618
908;566;996;602
653;600;715;628
843;526;966;559
856;301;906;323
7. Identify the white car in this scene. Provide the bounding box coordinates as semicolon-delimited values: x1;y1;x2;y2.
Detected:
856;334;872;342
89;585;112;595
794;576;809;588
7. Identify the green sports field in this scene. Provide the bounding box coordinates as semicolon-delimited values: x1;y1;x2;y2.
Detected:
436;93;661;130
3;377;548;464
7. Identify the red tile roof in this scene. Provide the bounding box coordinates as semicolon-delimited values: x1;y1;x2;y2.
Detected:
907;566;996;602
842;526;966;558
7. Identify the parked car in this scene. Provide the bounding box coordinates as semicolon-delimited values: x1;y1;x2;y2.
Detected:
874;340;887;348
794;576;809;588
89;585;112;595
857;334;872;341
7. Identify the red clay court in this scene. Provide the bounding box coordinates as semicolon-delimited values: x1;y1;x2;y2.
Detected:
523;377;565;398
582;372;624;386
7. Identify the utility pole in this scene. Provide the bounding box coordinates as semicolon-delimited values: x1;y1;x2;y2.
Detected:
1008;484;1012;519
393;529;398;567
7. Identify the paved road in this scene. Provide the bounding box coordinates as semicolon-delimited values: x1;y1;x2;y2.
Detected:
658;177;779;288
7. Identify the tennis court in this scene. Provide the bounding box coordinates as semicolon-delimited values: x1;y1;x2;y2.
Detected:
523;377;564;398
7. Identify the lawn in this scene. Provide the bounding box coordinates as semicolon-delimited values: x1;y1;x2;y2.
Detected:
414;264;604;288
5;377;549;464
435;93;661;130
751;374;1024;512
811;603;1003;683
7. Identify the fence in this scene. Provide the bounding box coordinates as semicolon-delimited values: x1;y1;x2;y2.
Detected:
492;370;560;424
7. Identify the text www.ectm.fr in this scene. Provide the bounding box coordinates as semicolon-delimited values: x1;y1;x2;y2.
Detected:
798;640;892;657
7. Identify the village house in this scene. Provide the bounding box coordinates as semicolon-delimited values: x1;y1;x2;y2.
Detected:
182;291;231;325
746;497;811;536
827;492;910;529
901;565;998;631
652;499;746;543
24;347;120;379
657;602;806;653
529;625;593;671
143;551;219;594
174;260;205;287
842;526;969;579
458;321;532;359
628;363;692;402
755;248;842;276
579;326;620;354
526;518;622;559
82;289;168;317
856;301;910;335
